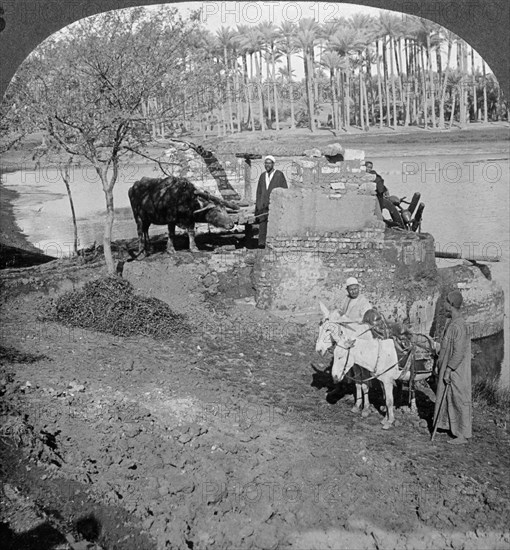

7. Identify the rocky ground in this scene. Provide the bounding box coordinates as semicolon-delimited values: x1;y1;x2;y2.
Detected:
1;250;509;550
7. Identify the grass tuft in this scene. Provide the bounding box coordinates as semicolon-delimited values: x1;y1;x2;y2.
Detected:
473;376;510;413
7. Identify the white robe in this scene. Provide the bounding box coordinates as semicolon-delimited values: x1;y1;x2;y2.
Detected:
339;294;373;323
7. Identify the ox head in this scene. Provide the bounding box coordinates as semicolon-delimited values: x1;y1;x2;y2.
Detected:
331;337;356;383
315;301;345;356
193;192;236;230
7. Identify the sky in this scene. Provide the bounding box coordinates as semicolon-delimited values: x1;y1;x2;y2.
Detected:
192;1;385;28
170;1;486;75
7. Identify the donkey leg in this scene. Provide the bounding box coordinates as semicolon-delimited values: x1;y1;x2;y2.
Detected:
352;381;362;412
351;366;363;412
381;380;395;429
361;382;371;417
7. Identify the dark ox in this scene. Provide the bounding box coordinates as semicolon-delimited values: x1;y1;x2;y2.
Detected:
128;176;235;254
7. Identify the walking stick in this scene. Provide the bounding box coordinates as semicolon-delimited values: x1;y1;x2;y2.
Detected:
430;382;448;441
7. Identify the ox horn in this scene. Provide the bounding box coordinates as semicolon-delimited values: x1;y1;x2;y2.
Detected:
193;203;216;214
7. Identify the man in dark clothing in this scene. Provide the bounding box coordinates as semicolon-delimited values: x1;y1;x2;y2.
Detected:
365;160;389;210
255;155;288;247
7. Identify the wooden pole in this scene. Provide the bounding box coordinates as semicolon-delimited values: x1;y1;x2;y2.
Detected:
244;158;252;203
435;251;500;262
431;383;448;441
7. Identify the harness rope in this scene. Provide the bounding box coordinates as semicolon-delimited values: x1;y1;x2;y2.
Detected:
341;344;412;384
320;317;423;384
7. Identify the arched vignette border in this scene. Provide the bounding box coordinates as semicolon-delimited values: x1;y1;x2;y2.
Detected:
0;0;508;100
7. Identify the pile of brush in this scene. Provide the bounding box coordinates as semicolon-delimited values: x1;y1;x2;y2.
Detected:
54;277;189;339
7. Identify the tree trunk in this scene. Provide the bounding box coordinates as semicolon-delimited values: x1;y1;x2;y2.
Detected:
224;45;234;134
304;49;316;132
359;66;364;130
412;42;418;125
272;48;280;131
471;46;477;121
99;161;118;275
376;40;384;128
439;38;452;129
458;40;467;126
337;70;344;129
265;54;272;128
420;47;428;128
330;68;339;130
363;71;370;130
390;37;397;128
243;54;254;130
59;161;78;255
482;60;488;123
383;38;390;126
233;55;242;132
254;53;266;131
449;89;456;128
287;52;296;129
427;35;436;128
396;38;405;124
366;56;375;128
345;70;351;130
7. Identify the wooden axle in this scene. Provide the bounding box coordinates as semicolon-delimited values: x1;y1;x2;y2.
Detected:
434;251;500;263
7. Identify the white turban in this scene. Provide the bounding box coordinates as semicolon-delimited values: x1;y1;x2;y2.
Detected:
264;155;276;163
346;277;359;288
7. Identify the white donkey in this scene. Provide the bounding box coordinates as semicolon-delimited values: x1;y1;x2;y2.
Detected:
330;327;400;429
315;302;376;417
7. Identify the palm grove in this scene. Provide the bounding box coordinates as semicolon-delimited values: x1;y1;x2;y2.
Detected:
0;6;506;272
209;12;506;133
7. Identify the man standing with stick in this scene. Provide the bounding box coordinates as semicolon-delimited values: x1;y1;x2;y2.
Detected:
431;290;473;444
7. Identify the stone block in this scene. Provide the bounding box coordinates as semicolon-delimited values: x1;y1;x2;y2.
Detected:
322;143;345;157
343;149;365;161
303;148;322;157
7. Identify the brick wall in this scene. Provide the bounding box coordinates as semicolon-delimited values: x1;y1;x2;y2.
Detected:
254;228;439;331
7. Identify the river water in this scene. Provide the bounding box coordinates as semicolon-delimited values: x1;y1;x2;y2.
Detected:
1;141;509;385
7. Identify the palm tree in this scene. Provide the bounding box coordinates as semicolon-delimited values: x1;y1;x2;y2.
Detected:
319;50;344;130
457;39;468;127
471;45;477;121
482;59;488;123
369;18;386;128
349;14;373;130
447;70;463;128
412;18;442;128
438;29;457;128
295;18;320;132
236;27;266;131
259;21;281;131
216;26;235;133
234;25;255;131
329;26;364;130
378;12;403;128
278;21;297;129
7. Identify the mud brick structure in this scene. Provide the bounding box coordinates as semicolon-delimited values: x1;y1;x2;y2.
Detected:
249;148;504;339
436;264;505;339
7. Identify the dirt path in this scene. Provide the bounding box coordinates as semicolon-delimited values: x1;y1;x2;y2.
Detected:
1;269;510;550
